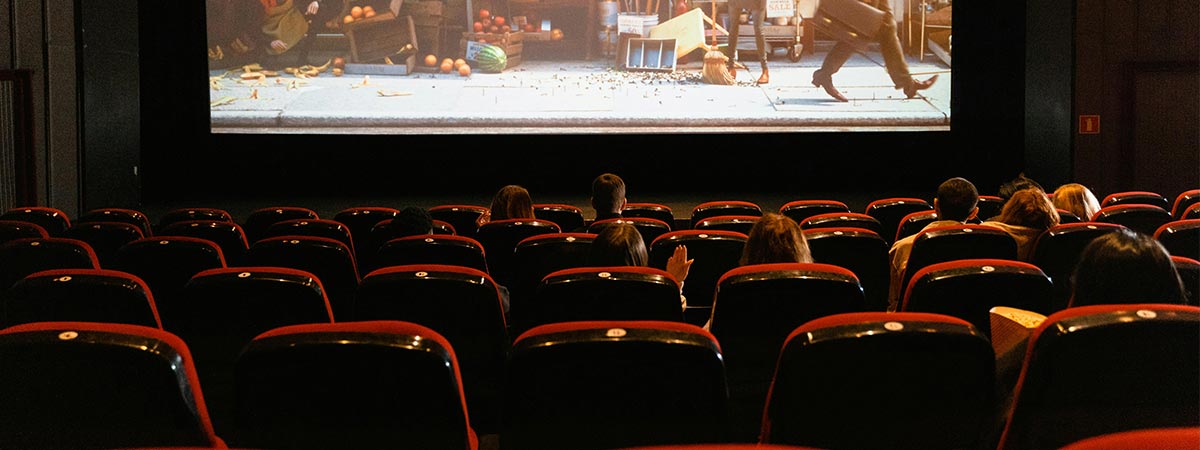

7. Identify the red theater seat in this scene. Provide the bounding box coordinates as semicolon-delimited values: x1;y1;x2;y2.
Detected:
475;218;561;288
0;237;100;290
429;204;489;240
1100;190;1171;210
691;200;763;228
157;207;234;231
332;206;399;269
998;304;1200;450
0;219;49;245
533;203;586;232
1060;427;1200;450
504;321;727;450
778;199;851;224
243;235;358;321
976;195;1005;221
693;215;761;234
865;197;933;245
1172;256;1200;306
762;312;996;449
241;206;319;244
623;202;677;228
900;224;1018;299
894;209;939;242
0;321;223;449
263;218;355;256
1030;222;1127;312
1;206;71;236
4;268;161;328
1155;219;1200;260
63;221;145;268
508;232;596;328
902;259;1053;336
1171;189;1200;218
648;229;748;326
526;266;686;330
799;212;885;236
588;217;672;246
159;220;250;266
112;236;226;327
78;207;154;237
234;321;478;450
804;227;891;311
375;234;489;273
1091;204;1173;236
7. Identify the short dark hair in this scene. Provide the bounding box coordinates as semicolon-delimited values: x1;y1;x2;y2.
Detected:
591;173;626;215
936;177;979;222
1070;228;1186;307
589;222;647;267
388;206;433;238
998;173;1043;202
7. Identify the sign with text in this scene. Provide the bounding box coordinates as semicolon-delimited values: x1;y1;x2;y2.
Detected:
766;0;795;18
465;40;488;60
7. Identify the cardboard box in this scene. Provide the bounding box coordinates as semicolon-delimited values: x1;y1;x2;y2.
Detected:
344;14;420;75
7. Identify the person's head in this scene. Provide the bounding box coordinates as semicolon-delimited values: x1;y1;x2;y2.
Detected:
489;185;534;221
589;222;648;267
1070;228;1186;307
996;187;1060;230
933;177;979;222
590;173;627;216
388;206;433;237
998;173;1044;203
1052;183;1101;221
741;213;813;265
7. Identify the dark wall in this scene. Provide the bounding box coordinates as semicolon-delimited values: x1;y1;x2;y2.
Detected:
80;0;141;209
137;1;1032;204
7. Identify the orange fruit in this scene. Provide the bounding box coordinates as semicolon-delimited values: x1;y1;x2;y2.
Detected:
479;8;490;19
458;64;471;76
454;58;467;69
494;16;506;26
343;14;355;23
350;6;364;19
439;60;454;73
364;9;376;18
363;5;375;14
424;54;438;66
474;21;484;32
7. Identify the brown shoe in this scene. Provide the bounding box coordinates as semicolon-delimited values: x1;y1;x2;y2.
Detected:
903;74;938;99
812;71;848;102
756;66;769;85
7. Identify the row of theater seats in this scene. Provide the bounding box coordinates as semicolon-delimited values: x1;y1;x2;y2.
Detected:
0;304;1196;450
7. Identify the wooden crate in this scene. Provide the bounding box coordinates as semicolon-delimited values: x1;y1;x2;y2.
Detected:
344;14;420;74
401;0;447;54
459;31;524;68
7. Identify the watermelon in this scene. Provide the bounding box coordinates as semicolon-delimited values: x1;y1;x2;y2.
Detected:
475;44;507;73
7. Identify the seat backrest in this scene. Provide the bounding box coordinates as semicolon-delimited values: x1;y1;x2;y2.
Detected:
997;304;1200;450
1100;190;1171;210
1171;189;1200;218
243;235;359;321
0;219;49;246
588;217;672;246
709;262;866;442
504;321;727;450
263;218;355;256
779;199;851;224
526;266;685;330
1057;208;1083;224
234;321;477;450
0;237;101;290
112;236;227;323
1;206;71;236
177;266;335;439
693;215;761;235
508;232;595;326
78;207;154;237
355;264;509;433
622;202;676;228
690;200;763;228
799;212;885;236
865;197;933;245
1091;204;1173;236
0;321;221;449
977;195;1006;221
1172;256;1200;306
158;220;250;266
4;268;160;328
1155;219;1200;260
242;206;319;244
429;204;488;240
762;312;995;450
157;207;234;231
332;206;400;269
534;203;586;232
1186;203;1200;220
902;259;1053;337
376;234;489;273
804;227;891;312
433;219;457;235
1030;222;1127;312
62;221;145;268
894;210;939;243
1060;427;1200;450
475;218;561;287
648;230;747;324
902;224;1018;297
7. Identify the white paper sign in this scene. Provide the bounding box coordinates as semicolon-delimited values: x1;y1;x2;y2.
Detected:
465;40;488;60
765;0;794;18
618;14;646;35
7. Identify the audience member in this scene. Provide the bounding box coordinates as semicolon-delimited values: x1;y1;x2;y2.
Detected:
591;173;627;223
997;173;1044;204
887;177;980;311
476;184;535;228
1052;183;1102;222
983;187;1060;261
1069;228;1186;307
740;213;813;266
589;223;693;311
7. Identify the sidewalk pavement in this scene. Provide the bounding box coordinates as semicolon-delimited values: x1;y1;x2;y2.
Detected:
209;44;951;134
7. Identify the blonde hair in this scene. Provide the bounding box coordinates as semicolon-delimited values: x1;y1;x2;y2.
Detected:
740;213;813;265
1052;183;1101;221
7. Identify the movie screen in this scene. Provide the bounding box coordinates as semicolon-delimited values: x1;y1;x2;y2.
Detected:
206;0;952;134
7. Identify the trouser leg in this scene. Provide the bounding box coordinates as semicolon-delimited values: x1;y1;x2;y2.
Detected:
751;9;767;64
726;14;741;63
816;40;854;77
